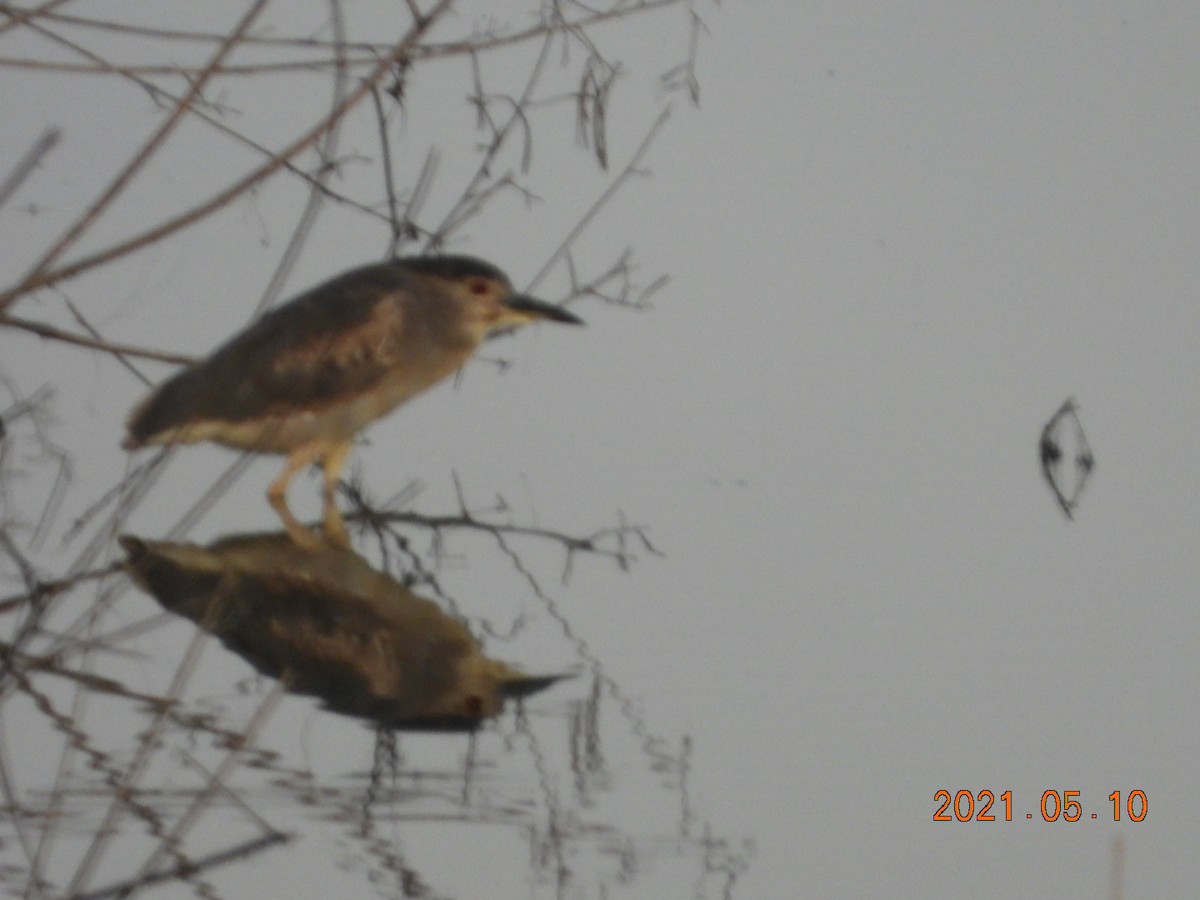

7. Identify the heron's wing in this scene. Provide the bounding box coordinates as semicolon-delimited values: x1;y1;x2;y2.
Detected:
127;265;411;443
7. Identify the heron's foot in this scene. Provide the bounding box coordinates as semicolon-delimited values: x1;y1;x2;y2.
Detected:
322;502;351;549
269;488;321;550
284;519;322;550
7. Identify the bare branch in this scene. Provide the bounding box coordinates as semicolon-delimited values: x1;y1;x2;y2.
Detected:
0;3;707;895
1;312;198;366
528;105;672;293
4;0;274;312
0;0;456;313
0;127;61;211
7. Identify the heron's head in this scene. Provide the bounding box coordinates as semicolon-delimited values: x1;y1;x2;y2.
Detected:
414;656;571;729
403;256;583;339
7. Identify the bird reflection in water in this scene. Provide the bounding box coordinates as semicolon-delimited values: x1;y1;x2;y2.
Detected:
120;530;565;731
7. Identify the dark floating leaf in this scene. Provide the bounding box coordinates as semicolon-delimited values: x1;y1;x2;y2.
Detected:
1039;398;1094;520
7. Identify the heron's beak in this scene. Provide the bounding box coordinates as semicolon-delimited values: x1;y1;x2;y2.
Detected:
504;294;584;325
499;672;575;698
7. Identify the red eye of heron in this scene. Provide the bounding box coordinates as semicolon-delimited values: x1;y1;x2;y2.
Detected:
467;278;490;296
463;695;484;716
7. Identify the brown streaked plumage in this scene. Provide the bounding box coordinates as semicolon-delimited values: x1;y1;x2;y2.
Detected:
123;256;582;542
120;531;567;730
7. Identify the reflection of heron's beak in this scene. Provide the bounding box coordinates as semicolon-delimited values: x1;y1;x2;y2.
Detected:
500;672;575;698
120;534;147;559
504;294;584;325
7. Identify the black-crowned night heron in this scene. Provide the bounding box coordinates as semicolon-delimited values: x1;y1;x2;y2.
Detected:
120;531;567;730
123;256;582;540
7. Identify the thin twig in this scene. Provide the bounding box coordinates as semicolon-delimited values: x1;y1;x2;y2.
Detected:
250;0;350;318
75;833;290;900
0;127;60;211
13;16;393;223
1;313;197;366
426;30;556;246
4;0;273;313
528;105;672;293
22;1;683;56
0;0;456;313
0;0;75;37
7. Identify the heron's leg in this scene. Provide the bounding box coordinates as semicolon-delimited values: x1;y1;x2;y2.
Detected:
320;440;353;546
268;444;324;548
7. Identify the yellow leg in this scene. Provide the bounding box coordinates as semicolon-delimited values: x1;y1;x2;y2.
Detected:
268;444;325;548
320;440;353;546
